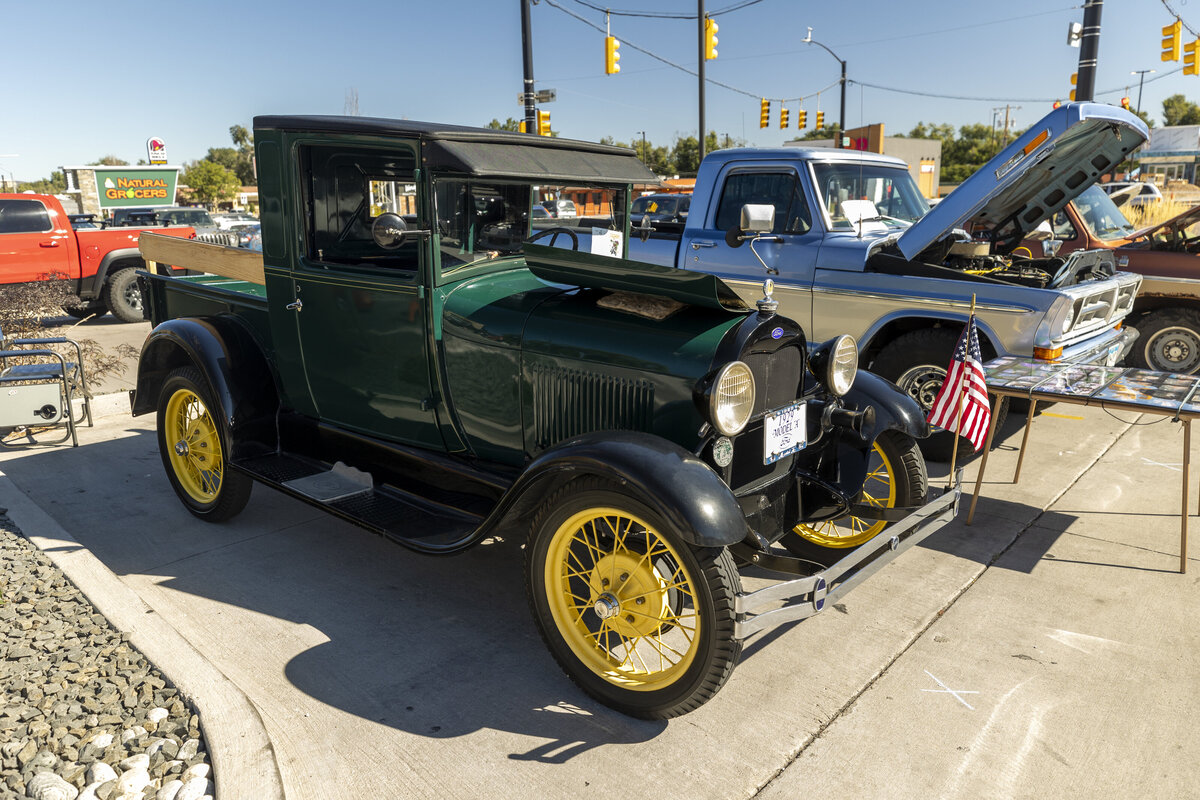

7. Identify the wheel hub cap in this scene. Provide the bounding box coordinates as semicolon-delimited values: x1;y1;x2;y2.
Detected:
593;593;620;620
174;440;189;456
588;552;672;638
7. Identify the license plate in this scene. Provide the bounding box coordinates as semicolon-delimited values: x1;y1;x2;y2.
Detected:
1104;342;1122;366
763;402;807;464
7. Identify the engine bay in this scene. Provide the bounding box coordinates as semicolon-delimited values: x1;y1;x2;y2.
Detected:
941;241;1117;289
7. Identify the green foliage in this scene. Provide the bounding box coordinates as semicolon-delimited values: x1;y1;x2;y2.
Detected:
87;155;129;166
1162;94;1200;126
487;117;522;132
181;160;240;206
599;132;743;177
16;170;66;194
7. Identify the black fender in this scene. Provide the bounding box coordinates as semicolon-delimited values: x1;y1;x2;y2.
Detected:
131;316;280;458
80;248;143;300
841;369;929;443
479;430;746;548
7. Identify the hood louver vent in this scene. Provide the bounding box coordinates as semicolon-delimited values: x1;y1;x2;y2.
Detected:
531;365;654;450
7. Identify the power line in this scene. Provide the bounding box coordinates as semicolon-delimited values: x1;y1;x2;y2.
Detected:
1162;0;1200;37
567;0;765;19
852;65;1184;104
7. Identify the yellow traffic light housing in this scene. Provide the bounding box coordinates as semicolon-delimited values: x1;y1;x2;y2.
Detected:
1120;96;1131;109
537;110;551;136
780;107;789;128
1164;19;1182;62
1069;72;1077;102
797;109;807;128
815;111;825;129
704;18;718;60
605;36;621;74
759;98;770;128
1186;39;1200;75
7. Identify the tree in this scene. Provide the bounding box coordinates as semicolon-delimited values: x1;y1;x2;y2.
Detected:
1162;94;1200;126
181;160;240;207
17;171;66;194
487;117;522;132
671;136;701;174
88;155;129;166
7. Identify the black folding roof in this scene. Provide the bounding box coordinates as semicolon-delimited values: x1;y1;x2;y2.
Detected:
253;115;658;184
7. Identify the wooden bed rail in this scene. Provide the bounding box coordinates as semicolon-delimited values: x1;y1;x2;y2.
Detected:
138;233;266;285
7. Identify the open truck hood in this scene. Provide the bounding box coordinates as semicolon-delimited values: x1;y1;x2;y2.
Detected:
896;103;1149;260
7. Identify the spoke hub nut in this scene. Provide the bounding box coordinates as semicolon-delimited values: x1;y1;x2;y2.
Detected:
174;440;190;456
593;592;621;620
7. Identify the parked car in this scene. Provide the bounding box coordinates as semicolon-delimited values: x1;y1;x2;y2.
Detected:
231;222;261;248
1101;181;1163;209
67;214;101;229
212;212;259;230
541;199;577;218
632;193;691;224
131;114;961;719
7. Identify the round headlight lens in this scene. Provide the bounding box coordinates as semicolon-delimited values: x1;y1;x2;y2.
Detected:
827;335;859;397
711;361;756;436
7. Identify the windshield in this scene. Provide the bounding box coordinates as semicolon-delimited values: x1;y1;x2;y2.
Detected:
160;209;214;227
811;162;929;230
434;180;628;271
632;195;677;215
1072;184;1137;241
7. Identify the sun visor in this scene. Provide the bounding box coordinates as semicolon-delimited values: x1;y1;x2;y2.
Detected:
425;139;659;185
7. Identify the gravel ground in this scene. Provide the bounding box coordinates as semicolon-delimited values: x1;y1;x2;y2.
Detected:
0;515;215;800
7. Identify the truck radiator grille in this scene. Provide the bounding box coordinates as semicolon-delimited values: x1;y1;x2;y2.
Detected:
531;365;654;449
193;231;240;248
742;345;804;416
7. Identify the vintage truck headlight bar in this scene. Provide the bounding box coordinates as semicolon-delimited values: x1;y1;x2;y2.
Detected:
710;361;756;436
809;335;859;397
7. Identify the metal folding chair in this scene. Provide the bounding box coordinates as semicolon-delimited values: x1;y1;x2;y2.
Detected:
0;327;92;447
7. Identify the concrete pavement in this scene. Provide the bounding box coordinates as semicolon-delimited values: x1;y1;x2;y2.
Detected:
0;386;1196;799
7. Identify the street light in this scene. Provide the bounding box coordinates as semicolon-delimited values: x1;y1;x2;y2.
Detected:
1130;69;1156;114
802;28;846;146
635;131;647;162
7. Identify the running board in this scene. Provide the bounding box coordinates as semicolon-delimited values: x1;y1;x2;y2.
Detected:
732;469;963;639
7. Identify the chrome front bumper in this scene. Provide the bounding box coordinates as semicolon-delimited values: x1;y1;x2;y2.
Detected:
733;470;962;639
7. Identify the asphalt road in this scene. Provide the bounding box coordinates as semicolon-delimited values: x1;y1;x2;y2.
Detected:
1;318;1197;799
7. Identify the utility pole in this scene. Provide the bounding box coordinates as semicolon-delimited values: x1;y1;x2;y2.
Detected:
803;29;847;147
1075;0;1103;102
698;0;706;161
1131;69;1156;114
520;0;536;134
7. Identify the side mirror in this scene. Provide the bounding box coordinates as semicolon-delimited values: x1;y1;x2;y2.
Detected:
372;213;409;249
637;214;653;242
1042;238;1063;257
740;204;775;234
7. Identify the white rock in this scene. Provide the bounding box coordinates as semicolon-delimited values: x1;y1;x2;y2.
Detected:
86;761;118;785
146;738;169;757
147;707;170;724
118;752;150;772
177;739;200;761
180;763;209;782
120;725;147;743
25;771;79;800
76;784;100;800
89;733;114;749
156;780;183;800
175;777;214;800
115;766;151;795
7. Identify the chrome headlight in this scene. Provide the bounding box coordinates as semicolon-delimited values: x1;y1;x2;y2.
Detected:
710;361;756;436
813;335;859;397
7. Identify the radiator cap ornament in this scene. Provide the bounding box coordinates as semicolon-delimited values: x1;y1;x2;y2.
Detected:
757;278;778;315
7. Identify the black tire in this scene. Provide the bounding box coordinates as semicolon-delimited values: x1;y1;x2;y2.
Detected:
61;300;108;320
872;328;1008;463
103;267;145;323
156;366;252;522
525;478;741;719
781;430;927;565
1129;308;1200;374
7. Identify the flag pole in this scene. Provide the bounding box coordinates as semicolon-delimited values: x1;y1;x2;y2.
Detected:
946;293;977;483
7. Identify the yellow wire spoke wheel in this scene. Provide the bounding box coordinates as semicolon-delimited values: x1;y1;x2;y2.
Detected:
545;507;700;690
792;438;897;549
164;387;225;505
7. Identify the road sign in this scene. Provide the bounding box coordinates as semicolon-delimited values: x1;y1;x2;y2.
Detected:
517;90;557;104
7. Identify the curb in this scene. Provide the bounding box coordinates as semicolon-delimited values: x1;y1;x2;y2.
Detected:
0;471;287;800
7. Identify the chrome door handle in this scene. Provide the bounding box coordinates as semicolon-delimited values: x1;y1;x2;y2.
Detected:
286;300;303;311
690;241;717;249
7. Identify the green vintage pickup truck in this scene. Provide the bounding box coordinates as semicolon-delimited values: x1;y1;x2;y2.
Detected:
132;116;959;719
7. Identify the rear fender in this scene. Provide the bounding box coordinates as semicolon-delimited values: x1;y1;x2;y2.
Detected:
481;431;745;548
132;317;279;457
82;249;143;299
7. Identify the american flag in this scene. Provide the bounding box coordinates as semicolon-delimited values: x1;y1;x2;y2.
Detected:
927;317;992;451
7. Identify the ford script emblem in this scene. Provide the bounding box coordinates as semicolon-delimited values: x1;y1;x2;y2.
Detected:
771;327;784;339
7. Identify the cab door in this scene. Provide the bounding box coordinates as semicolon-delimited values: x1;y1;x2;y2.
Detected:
0;198;72;283
280;143;443;449
681;167;821;330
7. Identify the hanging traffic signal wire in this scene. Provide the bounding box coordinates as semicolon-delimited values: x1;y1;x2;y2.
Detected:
568;0;765;19
1161;0;1200;37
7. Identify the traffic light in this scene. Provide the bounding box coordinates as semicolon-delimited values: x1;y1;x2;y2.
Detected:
1052;100;1062;109
1120;96;1131;110
780;107;789;128
605;36;621;74
759;98;770;128
815;111;825;129
797;109;807;128
1164;19;1182;62
1069;72;1077;102
537;110;551;136
1186;38;1200;75
704;18;718;60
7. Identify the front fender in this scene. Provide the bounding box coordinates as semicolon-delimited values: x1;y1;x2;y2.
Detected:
480;430;745;548
132;316;279;458
842;369;929;442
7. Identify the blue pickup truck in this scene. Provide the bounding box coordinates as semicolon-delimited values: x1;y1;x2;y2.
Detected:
620;103;1148;460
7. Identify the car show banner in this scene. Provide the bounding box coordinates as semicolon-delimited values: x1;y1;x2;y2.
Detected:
94;167;179;209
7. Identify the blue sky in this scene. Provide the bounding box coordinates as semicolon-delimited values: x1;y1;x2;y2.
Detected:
2;0;1196;182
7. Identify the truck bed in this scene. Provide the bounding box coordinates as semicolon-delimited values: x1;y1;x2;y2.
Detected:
137;233;269;328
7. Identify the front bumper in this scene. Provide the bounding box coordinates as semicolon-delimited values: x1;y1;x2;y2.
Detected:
1061;325;1140;366
732;470;962;639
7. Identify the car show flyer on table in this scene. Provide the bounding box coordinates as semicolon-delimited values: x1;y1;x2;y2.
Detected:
983;356;1200;413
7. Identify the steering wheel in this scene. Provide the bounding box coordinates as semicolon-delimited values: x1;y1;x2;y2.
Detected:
525;227;579;250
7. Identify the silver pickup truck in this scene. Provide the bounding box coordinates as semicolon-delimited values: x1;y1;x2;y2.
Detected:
626;103;1149;459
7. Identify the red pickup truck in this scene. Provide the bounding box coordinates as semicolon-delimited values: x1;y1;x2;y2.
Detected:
0;193;195;322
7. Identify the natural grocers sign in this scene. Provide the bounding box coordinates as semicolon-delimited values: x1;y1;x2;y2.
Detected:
95;168;179;209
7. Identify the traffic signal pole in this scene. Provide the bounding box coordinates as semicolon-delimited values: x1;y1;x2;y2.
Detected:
698;0;706;161
520;0;536;134
1075;0;1103;102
